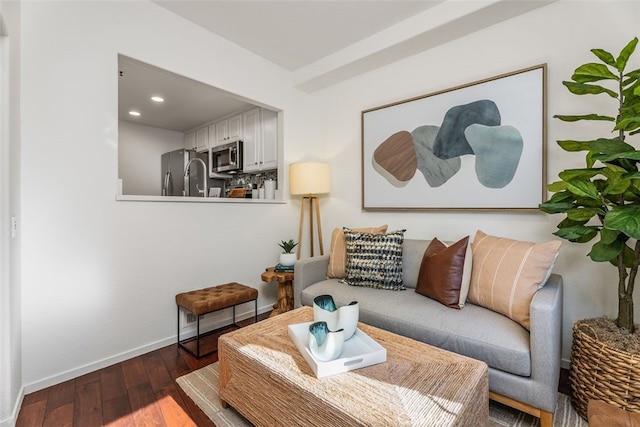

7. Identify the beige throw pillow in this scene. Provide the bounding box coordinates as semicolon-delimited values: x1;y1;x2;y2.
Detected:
326;225;388;278
468;230;561;330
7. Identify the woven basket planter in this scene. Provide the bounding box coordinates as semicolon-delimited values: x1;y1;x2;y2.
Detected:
570;320;640;420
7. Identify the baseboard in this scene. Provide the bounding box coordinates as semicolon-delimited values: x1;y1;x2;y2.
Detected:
561;358;570;370
22;304;272;394
0;386;25;427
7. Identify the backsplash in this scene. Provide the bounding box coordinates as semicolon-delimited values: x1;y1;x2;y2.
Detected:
227;169;278;191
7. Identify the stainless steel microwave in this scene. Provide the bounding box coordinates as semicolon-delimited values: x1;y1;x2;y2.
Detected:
209;140;243;175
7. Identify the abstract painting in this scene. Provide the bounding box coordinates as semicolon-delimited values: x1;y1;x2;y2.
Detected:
362;64;546;211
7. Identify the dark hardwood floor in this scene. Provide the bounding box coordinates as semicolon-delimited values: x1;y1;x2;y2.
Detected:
15;312;270;427
16;311;572;426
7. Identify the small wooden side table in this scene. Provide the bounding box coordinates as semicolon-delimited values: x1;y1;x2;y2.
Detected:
261;267;294;317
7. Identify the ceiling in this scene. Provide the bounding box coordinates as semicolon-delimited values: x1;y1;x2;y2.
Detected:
118;55;252;132
152;1;443;71
120;0;555;133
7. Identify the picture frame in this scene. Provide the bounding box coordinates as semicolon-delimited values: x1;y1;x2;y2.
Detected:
361;64;547;211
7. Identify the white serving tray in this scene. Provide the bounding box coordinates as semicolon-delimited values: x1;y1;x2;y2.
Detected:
287;321;387;378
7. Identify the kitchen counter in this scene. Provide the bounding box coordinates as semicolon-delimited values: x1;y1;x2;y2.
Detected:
116;195;286;203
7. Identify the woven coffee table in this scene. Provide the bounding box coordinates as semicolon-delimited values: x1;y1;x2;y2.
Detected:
218;307;488;426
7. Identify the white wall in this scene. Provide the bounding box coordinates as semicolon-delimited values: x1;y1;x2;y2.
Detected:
0;0;21;425
298;0;640;367
16;0;640;401
19;1;302;391
118;121;184;196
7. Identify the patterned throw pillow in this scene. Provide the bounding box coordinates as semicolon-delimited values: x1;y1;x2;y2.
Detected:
468;230;561;330
341;228;405;290
326;225;388;279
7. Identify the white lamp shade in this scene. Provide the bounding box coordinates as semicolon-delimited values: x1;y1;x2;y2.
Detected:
289;162;330;196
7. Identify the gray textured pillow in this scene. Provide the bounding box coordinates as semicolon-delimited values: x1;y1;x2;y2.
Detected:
340;228;405;290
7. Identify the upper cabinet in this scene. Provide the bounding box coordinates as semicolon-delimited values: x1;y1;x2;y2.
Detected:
195;126;209;152
213;113;243;146
184;131;196;151
243;108;277;172
184;125;210;153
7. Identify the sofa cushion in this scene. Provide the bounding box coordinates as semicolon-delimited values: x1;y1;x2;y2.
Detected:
468;230;561;330
415;236;469;309
326;225;388;279
341;228;405;290
301;279;531;377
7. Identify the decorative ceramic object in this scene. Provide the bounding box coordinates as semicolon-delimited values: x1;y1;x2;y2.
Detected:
279;253;296;266
313;294;359;340
308;321;344;362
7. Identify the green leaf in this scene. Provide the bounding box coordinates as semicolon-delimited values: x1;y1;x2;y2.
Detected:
588;237;625;262
567;207;598;221
603;177;631;195
600;227;620;244
604;205;640;239
562;81;618;98
557;140;593;151
554;114;616;122
622;172;640;180
616;37;639;72
592;48;617;67
554;225;598;243
539;201;574;214
558;217;588;228
572;63;619;82
558;168;603;181
595;151;640;162
615;117;640;132
590;138;635;154
547;181;568;192
566;179;601;200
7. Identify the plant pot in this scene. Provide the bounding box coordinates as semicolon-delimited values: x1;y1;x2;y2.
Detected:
279;253;296;267
570;319;640;420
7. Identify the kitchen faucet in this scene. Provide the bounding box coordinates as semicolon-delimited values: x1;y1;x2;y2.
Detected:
184;158;208;197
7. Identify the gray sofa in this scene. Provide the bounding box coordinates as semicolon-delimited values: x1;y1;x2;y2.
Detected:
294;238;563;427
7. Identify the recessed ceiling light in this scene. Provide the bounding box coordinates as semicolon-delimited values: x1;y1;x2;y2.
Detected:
129;111;141;116
151;96;164;103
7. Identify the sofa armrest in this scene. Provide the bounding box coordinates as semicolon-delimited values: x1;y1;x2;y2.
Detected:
293;255;329;308
529;273;563;410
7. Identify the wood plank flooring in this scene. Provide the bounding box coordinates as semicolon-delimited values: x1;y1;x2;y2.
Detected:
15;313;269;427
16;311;572;426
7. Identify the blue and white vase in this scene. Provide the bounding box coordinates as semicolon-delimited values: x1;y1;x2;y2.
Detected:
312;294;359;340
308;321;344;362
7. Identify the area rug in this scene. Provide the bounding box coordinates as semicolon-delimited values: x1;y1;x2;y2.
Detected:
176;363;587;427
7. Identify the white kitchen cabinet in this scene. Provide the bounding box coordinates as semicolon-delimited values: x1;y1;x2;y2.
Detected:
184;131;196;150
243;108;278;172
195;126;209;152
260;109;278;170
214;113;243;146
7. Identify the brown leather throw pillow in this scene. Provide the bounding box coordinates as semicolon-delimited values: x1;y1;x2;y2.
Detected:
415;236;469;309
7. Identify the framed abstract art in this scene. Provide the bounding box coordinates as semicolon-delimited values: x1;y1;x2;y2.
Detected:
361;64;547;211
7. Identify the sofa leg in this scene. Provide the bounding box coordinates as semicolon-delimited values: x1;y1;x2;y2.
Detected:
489;392;553;427
539;410;553;427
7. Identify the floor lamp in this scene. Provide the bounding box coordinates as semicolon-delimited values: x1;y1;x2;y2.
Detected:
289;162;331;260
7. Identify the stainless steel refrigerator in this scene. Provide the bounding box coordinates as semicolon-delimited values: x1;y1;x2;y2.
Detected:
162;149;197;196
161;149;225;197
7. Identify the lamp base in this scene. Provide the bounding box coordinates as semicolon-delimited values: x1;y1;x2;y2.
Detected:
297;196;324;260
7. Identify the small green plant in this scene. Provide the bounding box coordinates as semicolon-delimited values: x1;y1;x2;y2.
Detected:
278;239;298;253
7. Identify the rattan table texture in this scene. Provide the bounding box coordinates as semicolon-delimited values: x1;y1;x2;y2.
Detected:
218;306;488;426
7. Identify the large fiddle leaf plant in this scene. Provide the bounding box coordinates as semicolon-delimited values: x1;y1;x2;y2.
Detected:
540;37;640;332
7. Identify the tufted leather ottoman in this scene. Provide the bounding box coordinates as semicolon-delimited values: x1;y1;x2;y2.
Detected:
176;282;258;358
588;400;640;427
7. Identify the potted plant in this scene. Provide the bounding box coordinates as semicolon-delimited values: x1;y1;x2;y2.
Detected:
539;36;640;418
278;239;298;267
